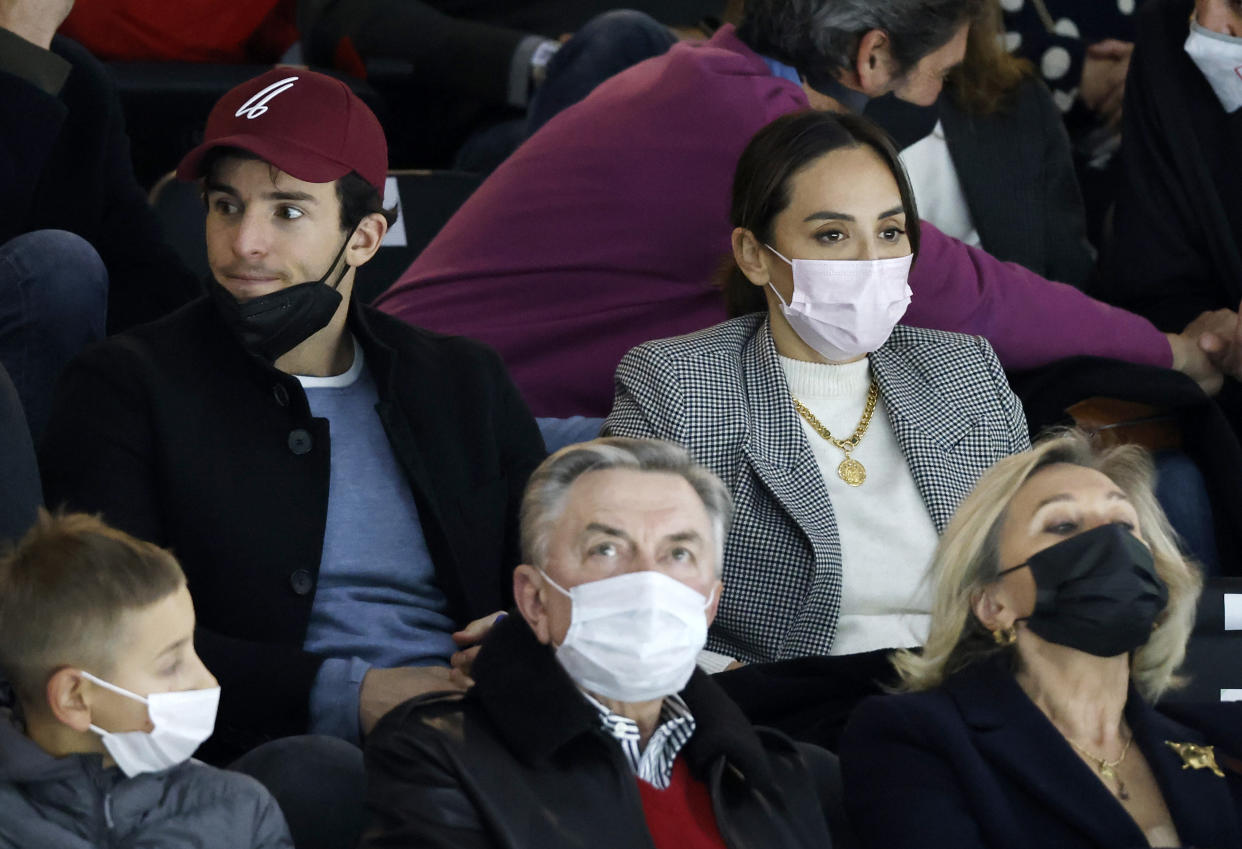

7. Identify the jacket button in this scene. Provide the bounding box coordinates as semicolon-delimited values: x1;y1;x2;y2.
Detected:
273;384;290;407
289;569;314;596
287;428;312;455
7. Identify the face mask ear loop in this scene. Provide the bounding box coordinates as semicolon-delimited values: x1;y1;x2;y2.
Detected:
763;244;796;307
79;671;148;705
319;231;356;291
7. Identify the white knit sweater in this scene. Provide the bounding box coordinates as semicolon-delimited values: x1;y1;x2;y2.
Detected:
780;354;938;655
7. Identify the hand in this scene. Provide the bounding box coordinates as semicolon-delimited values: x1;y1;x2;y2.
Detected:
0;0;75;50
1184;305;1242;383
1080;40;1133;126
449;610;507;686
359;666;466;736
724;660;747;671
1165;331;1224;396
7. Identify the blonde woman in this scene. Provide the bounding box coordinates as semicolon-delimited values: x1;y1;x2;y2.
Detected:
839;431;1242;849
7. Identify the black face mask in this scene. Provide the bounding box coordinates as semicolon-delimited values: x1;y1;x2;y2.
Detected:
210;234;352;362
800;65;872;113
997;523;1169;658
863;92;942;150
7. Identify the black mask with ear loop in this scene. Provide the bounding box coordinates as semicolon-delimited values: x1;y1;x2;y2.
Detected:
800;64;872;113
995;523;1169;658
211;231;354;362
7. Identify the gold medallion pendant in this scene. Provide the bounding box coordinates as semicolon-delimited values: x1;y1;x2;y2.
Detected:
837;456;866;486
793;380;879;488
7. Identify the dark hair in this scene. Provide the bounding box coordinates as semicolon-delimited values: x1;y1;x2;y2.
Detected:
722;109;921;317
199;147;398;231
738;0;984;83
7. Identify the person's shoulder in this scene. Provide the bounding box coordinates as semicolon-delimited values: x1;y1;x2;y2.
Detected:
69;297;215;371
159;760;280;817
361;305;505;369
626;314;765;364
885;324;999;367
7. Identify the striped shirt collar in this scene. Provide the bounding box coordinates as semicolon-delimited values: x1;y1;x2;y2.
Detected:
581;691;696;790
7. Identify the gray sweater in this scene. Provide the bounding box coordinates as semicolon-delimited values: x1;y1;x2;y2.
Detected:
0;706;293;848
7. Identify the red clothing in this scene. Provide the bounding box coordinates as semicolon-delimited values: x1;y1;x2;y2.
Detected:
61;0;298;63
636;758;727;849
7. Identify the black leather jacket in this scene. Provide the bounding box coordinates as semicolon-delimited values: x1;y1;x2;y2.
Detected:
361;615;834;849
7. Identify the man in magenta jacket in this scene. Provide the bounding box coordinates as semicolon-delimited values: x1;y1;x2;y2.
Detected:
377;0;1221;418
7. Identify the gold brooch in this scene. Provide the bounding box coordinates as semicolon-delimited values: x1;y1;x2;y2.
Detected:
1165;741;1225;777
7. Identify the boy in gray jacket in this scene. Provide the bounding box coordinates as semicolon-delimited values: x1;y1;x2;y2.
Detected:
0;511;292;848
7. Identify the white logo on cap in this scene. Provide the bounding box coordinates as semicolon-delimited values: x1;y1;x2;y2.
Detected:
235;76;300;120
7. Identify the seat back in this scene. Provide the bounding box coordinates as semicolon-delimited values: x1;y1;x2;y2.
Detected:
1163;578;1242;704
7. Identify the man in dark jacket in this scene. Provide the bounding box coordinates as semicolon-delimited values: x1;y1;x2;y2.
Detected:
0;0;201;436
39;69;547;765
362;438;833;849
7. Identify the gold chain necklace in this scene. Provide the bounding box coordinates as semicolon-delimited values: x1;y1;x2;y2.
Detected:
792;380;879;487
1068;734;1134;801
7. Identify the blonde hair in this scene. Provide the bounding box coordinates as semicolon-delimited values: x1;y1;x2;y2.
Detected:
893;430;1202;700
0;510;186;706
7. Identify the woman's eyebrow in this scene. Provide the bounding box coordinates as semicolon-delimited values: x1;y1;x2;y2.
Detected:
804;211;854;222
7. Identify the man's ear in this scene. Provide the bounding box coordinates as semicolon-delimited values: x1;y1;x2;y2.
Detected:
705;579;724;627
345;211;388;268
855;28;898;96
732;227;774;288
513;565;553;645
45;668;93;733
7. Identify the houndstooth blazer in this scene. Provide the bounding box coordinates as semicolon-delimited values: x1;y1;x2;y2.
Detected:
603;314;1030;663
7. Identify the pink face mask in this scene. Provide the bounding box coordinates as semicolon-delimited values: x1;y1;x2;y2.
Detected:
765;246;913;362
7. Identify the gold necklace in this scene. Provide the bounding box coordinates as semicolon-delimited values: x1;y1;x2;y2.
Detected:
1068;734;1134;801
792;380;879;487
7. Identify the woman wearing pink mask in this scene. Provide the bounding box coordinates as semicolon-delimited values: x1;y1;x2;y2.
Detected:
604;109;1030;675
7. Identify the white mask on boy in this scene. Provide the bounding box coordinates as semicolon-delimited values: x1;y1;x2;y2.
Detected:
1185;20;1242;113
765;247;913;362
541;570;715;703
82;671;220;777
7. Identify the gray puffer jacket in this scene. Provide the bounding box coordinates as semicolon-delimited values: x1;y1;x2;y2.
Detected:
0;705;293;848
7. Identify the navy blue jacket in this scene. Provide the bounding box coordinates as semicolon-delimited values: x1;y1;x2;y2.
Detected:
840;655;1242;849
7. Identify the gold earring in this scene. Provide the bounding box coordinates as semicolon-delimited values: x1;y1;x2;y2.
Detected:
991;625;1016;646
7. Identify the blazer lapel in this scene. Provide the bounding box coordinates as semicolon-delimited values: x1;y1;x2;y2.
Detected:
738;321;845;650
1129;698;1242;849
949;659;1150;848
869;343;979;532
738;320;838;551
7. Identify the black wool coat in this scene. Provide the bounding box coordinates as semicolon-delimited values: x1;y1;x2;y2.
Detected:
361;613;834;849
1101;0;1242;330
39;297;547;762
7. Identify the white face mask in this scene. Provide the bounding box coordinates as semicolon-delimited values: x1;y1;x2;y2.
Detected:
765;247;913;362
1185;19;1242;113
82;671;220;777
542;570;715;703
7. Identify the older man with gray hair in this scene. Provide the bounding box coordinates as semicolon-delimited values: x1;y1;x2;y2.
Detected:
361;437;834;849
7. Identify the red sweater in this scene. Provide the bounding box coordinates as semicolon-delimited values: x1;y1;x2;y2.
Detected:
636;758;728;849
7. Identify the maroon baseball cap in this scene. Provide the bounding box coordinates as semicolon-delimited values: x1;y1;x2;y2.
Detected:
177;68;387;192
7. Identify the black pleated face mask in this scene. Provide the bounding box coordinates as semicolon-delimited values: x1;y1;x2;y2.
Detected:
210;233;352;362
996;523;1169;658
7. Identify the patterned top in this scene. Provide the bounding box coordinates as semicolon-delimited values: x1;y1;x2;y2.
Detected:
582;692;696;790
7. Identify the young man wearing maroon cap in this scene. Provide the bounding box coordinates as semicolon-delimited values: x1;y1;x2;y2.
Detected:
39;69;547;765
